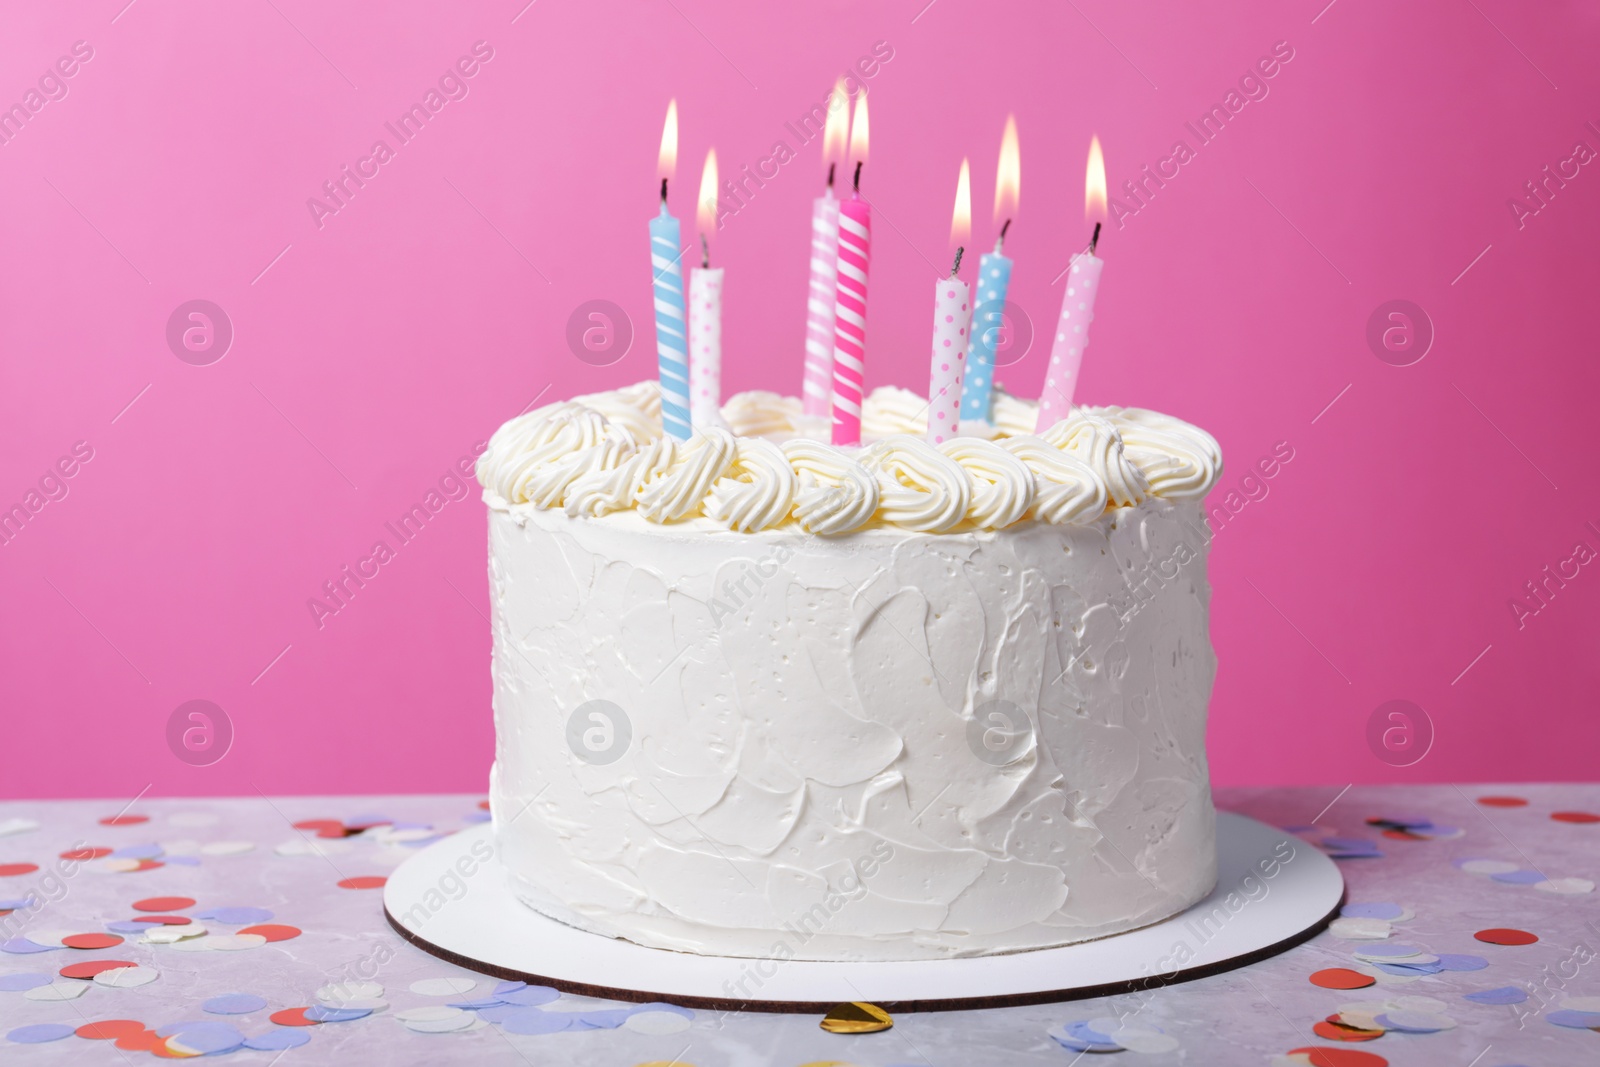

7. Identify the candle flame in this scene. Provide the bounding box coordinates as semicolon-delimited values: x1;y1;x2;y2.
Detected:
994;113;1020;222
849;91;869;166
657;99;678;181
1085;134;1107;221
824;77;850;167
950;157;971;249
697;148;719;235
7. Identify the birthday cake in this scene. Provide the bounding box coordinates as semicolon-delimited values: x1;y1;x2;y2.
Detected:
476;381;1223;961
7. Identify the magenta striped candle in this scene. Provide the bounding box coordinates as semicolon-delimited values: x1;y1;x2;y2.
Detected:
831;195;870;446
802;189;840;418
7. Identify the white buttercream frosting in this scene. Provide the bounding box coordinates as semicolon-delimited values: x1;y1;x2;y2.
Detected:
476;381;1221;535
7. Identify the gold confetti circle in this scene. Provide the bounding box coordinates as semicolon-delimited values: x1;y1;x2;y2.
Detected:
819;1002;893;1034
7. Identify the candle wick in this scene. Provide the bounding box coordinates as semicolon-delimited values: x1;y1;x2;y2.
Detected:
995;218;1011;254
827;162;835;190
660;177;668;204
852;160;862;193
950;246;964;278
700;233;710;269
1089;221;1101;254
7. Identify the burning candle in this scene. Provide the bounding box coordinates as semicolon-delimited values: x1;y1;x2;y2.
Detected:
1036;135;1109;431
802;78;850;419
960;115;1020;434
831;92;870;447
927;158;971;446
649;100;691;440
689;148;726;431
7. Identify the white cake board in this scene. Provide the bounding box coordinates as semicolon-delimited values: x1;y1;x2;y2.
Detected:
384;812;1341;1013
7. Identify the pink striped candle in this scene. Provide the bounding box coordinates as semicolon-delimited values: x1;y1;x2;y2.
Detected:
831;189;870;446
803;180;841;418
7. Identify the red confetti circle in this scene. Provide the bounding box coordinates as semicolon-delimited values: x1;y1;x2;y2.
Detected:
477;799;490;811
1287;1048;1389;1067
1551;811;1600;824
1477;795;1528;808
1314;1019;1383;1043
269;1008;321;1027
114;1029;167;1051
60;959;138;980
1380;829;1424;841
292;819;343;832
1475;927;1538;945
131;915;191;925
315;826;351;839
76;1020;146;1040
239;923;301;942
99;814;149;826
337;876;387;890
133;896;196;912
0;863;40;877
131;859;164;872
60;847;113;861
1309;968;1376;990
63;933;124;950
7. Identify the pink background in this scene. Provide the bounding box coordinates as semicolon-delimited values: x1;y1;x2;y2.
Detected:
3;1;1597;798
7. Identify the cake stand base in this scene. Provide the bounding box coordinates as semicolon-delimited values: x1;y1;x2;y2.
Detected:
383;811;1341;1013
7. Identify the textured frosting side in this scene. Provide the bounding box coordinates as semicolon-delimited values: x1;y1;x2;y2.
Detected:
489;498;1219;960
477;380;1220;534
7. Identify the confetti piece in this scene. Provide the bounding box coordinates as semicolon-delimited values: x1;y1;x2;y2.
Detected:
1462;986;1527;1005
269;1008;320;1027
1476;795;1527;807
1547;1009;1600;1029
60;847;112;861
26;979;91;1000
160;1020;246;1055
61;958;138;979
336;876;387;890
1375;1010;1455;1032
410;976;478;997
1373;960;1442;976
194;906;274;925
0;938;53;955
820;1002;892;1034
1311;969;1377;990
94;965;160;988
304;1004;371;1022
243;1029;312;1050
1550;811;1600;824
204;993;268;1015
100;814;150;826
497;985;561;1007
1328;918;1393;940
1353;943;1424;959
395;1006;466;1023
134;897;196;913
198;841;254;856
133;915;193;925
7;1022;75;1043
1286;1046;1389;1067
63;933;123;950
625;1010;692;1035
142;923;208;944
0;971;54;994
238;923;300;942
1534;877;1595;895
498;1009;571;1035
1048;1021;1120;1053
76;1019;145;1040
1435;954;1488;971
1340;903;1404;921
1313;1020;1382;1043
0;864;39;877
1474;928;1537;946
1490;869;1548;885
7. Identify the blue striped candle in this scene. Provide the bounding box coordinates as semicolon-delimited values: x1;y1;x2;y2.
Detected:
650;202;691;440
959;247;1012;432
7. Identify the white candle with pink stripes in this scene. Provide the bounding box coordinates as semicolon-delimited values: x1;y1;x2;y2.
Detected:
830;93;870;447
1037;136;1109;431
802;79;850;419
927;158;972;445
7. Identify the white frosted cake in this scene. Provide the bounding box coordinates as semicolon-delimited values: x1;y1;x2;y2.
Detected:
477;381;1223;961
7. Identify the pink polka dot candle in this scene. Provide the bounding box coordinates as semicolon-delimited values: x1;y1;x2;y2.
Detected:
928;159;972;446
689;148;726;432
1037;136;1109;431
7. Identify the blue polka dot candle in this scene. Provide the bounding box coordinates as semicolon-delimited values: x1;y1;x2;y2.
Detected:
961;115;1019;434
650;100;692;441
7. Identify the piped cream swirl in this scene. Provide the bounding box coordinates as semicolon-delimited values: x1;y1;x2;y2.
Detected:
479;381;1220;533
